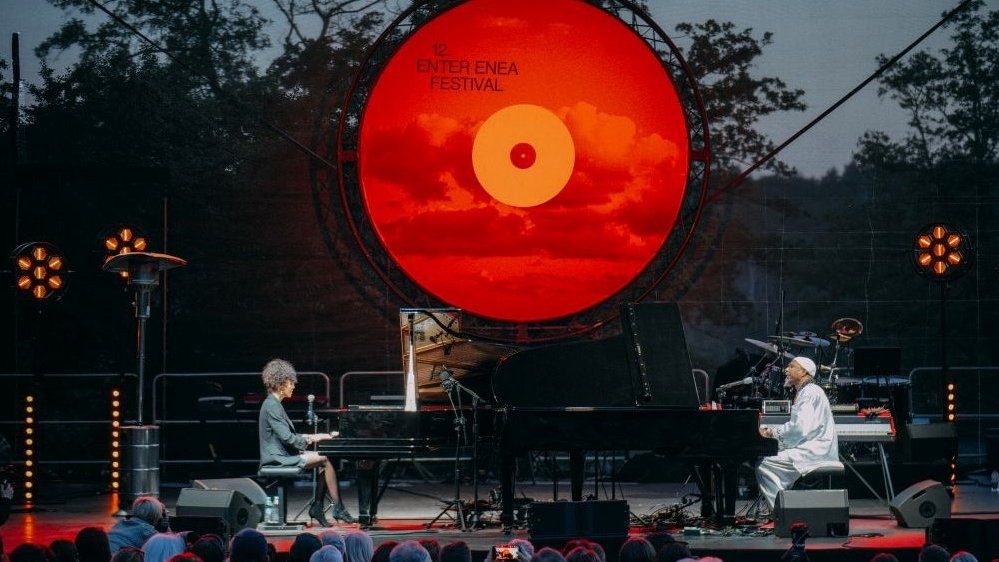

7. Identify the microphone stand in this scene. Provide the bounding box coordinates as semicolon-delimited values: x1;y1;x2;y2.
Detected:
449;378;484;529
426;368;468;530
294;398;322;523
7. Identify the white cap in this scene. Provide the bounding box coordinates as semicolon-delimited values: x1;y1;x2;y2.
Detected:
792;356;817;377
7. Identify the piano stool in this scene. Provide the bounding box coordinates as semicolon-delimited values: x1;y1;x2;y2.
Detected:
793;463;846;490
257;466;306;530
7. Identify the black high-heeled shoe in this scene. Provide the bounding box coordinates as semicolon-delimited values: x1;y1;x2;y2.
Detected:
330;501;357;524
309;501;333;527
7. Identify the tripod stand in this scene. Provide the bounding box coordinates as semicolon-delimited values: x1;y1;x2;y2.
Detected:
425;368;483;530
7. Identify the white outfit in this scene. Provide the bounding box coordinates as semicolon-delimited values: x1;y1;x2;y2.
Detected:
756;382;840;508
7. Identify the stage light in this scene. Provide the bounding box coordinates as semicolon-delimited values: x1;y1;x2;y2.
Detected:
110;388;122;493
23;394;35;503
912;224;972;281
11;242;68;301
100;226;149;278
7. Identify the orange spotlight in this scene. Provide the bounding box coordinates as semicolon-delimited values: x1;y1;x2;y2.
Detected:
99;225;150;278
911;224;972;281
10;242;69;301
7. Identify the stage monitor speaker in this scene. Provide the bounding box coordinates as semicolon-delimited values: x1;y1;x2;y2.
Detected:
192;477;268;510
929;517;999;561
175;488;260;535
774;489;849;538
888;479;951;528
527;500;629;540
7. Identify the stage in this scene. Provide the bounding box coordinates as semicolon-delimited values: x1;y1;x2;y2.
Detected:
4;480;998;562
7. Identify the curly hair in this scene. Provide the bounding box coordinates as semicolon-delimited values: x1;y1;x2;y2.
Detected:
262;359;298;392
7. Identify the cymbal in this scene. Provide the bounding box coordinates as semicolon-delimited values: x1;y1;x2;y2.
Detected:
831;317;863;339
769;335;823;348
833;376;863;385
744;338;794;359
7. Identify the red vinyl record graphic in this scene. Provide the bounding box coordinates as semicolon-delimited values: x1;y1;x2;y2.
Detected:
355;0;692;323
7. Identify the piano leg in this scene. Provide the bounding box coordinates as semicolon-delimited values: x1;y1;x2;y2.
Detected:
720;462;740;524
570;450;584;501
500;453;516;530
693;462;715;520
356;460;380;527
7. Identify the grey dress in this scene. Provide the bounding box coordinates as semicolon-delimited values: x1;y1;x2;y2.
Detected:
258;394;309;468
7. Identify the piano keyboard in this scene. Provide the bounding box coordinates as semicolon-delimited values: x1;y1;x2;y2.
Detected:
760;414;895;443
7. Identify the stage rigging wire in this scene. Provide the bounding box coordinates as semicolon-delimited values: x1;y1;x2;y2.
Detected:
704;0;975;205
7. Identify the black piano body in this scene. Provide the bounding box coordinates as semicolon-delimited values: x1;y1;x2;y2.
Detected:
493;302;777;526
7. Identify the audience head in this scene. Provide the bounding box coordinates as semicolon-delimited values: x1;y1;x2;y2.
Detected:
587;544;605;562
131;497;166;527
642;535;675;556
165;555;201;562
560;543;587;557
656;543;691;562
564;548;598;562
870;554;899;562
389;542;431;562
919;545;951;562
189;537;224;562
141;535;185;562
318;531;345;555
417;541;439;562
618;538;655;562
11;545;54;562
111;549;144;562
75;528;111;562
229;530;269;562
371;542;398;562
310;547;344;562
950;553;978;562
344;531;374;562
439;542;471;562
529;548;565;562
290;534;323;562
49;541;78;562
508;541;534;562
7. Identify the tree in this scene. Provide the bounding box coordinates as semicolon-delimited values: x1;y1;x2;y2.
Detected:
854;1;999;172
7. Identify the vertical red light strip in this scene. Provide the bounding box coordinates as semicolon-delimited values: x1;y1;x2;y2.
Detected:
24;394;35;504
111;389;122;493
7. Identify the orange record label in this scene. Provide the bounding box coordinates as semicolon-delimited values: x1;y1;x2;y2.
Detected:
359;0;690;322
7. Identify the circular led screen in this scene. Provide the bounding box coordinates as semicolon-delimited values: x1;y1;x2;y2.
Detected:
357;0;690;322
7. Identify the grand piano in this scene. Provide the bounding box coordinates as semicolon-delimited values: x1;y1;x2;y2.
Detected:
492;302;776;526
320;303;775;527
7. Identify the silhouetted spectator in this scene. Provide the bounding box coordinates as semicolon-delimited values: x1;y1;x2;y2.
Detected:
76;528;111;562
642;535;675;557
508;541;533;562
529;548;564;562
656;543;691;562
560;543;587;558
110;549;143;562
230;530;269;562
290;535;323;562
389;542;430;562
189;537;223;562
319;532;345;560
110;498;167;554
919;545;950;562
165;555;201;562
950;552;978;562
344;532;374;562
870;554;899;562
11;544;55;562
618;538;655;562
564;548;598;562
440;542;471;562
142;535;184;562
371;542;397;562
587;544;605;562
50;541;79;562
417;541;439;562
310;546;343;562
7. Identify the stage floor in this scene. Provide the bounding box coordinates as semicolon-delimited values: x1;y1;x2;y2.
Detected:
3;480;997;562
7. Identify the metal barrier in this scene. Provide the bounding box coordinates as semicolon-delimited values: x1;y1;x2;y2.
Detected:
909;366;999;419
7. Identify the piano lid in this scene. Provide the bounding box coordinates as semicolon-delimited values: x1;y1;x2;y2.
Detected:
492;302;699;408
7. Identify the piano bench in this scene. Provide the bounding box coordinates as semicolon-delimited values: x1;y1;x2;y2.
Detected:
794;464;846;491
257;466;305;530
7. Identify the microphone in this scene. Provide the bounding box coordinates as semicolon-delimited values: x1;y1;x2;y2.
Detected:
306;394;316;425
717;377;754;391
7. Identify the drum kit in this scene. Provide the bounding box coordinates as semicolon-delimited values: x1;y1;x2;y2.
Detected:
725;317;906;407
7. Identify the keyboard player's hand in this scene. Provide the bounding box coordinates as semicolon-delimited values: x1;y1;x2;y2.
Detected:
307;432;339;443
